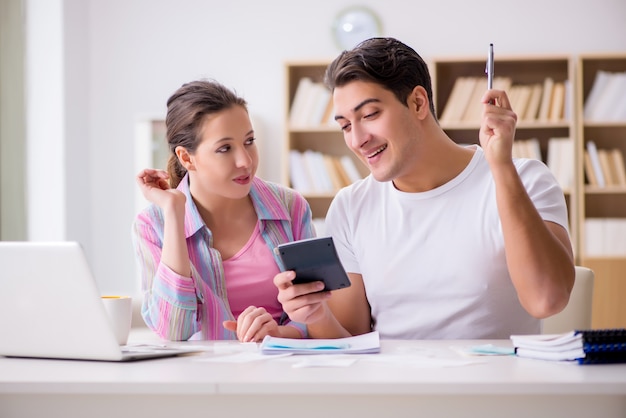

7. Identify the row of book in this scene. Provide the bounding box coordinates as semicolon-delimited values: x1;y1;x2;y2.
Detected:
583;70;626;121
289;150;363;194
289;70;626;126
584;141;626;187
511;137;574;191
289;78;334;128
511;329;626;364
440;76;568;124
584;218;626;257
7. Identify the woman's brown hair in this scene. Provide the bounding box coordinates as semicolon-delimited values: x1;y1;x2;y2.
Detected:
164;80;247;187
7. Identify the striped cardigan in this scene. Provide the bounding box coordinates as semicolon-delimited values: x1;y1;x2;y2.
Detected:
132;174;315;341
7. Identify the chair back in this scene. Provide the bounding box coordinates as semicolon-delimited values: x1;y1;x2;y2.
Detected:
542;266;595;334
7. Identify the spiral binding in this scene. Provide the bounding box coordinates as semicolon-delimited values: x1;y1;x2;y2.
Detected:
574;328;626;364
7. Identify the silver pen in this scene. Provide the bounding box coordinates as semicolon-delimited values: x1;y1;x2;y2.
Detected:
486;43;494;90
486;43;494;104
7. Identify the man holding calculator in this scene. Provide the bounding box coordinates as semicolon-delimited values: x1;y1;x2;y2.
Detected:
274;37;575;340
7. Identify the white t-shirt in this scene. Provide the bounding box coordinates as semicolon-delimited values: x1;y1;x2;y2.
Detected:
325;146;569;339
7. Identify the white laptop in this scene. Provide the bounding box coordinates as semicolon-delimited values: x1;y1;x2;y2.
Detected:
0;241;199;362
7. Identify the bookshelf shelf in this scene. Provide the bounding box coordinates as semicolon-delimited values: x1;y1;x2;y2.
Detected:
584;121;626;127
585;186;626;194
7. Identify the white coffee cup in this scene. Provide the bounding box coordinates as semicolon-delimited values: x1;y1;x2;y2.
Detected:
101;295;133;345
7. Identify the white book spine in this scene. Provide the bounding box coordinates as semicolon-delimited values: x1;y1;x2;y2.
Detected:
289;77;314;127
586;140;606;188
583;70;611;121
288;150;312;193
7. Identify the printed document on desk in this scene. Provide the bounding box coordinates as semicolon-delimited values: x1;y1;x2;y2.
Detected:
261;331;380;355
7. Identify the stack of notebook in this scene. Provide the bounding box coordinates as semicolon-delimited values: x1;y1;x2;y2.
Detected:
511;328;626;364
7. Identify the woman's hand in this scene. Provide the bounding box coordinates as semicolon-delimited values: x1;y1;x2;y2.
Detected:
222;306;280;343
135;168;185;210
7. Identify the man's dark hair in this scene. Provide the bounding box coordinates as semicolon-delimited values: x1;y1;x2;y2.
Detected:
324;37;436;116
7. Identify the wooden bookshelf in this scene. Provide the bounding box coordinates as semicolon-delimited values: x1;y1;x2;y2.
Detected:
577;54;626;328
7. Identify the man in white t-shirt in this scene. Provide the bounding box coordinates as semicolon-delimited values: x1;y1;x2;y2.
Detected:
274;37;575;340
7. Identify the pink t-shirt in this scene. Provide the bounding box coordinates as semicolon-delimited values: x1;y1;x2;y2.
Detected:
223;224;282;321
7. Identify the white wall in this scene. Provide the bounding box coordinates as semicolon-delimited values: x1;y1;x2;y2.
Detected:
26;0;626;296
26;0;65;240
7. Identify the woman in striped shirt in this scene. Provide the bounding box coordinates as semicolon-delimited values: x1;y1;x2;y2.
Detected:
132;80;315;342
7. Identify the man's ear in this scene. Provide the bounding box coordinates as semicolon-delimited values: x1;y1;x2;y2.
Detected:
409;86;430;119
175;146;194;171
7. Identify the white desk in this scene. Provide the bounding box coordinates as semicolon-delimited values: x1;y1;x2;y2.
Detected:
1;334;625;418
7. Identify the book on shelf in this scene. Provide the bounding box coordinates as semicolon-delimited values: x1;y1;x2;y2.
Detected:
289;78;332;127
563;80;573;121
506;85;520;117
440;76;515;124
598;148;616;186
303;150;334;193
511;328;626;364
584;218;605;256
307;83;332;127
548;81;566;122
323;154;345;191
460;77;486;124
612;79;626;121
584;70;626;122
510;85;531;121
583;143;626;188
586;140;606;187
583;150;599;187
461;76;513;124
339;155;363;184
494;77;513;98
288;150;314;194
319;94;335;126
611;148;626;186
439;76;476;123
289;77;314;127
521;83;543;121
289;150;364;194
585;218;626;256
331;156;352;187
537;77;555;122
583;70;613;121
546;137;574;191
